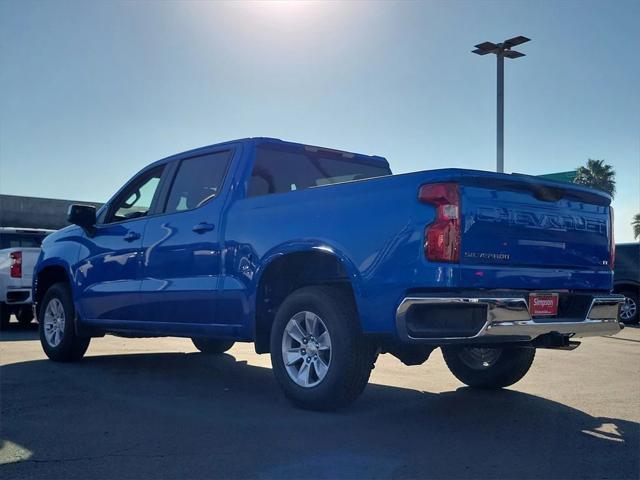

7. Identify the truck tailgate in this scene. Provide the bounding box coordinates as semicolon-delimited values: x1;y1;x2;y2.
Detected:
459;176;612;270
20;248;40;284
0;247;40;287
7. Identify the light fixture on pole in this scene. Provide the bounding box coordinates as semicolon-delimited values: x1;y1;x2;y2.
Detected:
472;35;530;173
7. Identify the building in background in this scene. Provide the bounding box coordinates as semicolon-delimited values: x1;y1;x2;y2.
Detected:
0;195;102;230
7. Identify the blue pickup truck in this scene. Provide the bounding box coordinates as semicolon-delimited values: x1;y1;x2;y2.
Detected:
33;137;624;410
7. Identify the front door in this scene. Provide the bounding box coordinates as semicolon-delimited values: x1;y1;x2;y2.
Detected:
76;165;165;322
140;150;234;332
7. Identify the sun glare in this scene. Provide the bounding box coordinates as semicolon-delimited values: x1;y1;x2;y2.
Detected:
243;0;326;22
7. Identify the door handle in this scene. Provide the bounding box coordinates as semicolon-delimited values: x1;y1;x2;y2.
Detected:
192;222;215;234
123;231;141;242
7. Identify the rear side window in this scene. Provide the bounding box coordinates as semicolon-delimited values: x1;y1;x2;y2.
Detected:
164;151;232;213
248;146;391;197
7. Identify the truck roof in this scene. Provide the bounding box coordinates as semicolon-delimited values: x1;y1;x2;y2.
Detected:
150;137;389;169
145;138;609;203
250;137;388;164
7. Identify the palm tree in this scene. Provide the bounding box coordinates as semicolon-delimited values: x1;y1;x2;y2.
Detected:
633;213;640;240
573;159;616;197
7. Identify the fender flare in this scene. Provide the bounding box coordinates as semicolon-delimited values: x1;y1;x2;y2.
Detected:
250;240;364;338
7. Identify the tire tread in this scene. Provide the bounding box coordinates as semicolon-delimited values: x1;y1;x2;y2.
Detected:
191;338;235;354
39;282;90;362
442;346;535;389
270;285;376;411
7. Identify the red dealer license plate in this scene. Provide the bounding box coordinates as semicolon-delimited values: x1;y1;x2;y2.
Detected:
529;293;559;317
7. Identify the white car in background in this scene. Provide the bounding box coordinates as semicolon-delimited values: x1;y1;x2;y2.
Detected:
0;227;53;329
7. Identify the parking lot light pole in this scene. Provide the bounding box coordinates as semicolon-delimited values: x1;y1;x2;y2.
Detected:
472;36;530;173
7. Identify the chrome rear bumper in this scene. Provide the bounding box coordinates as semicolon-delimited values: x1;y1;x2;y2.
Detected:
396;294;624;343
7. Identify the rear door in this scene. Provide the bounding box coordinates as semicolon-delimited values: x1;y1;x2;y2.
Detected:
140;148;234;329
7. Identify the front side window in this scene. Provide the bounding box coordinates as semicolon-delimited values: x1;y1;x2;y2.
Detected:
106;166;164;223
247;146;391;197
164;151;231;213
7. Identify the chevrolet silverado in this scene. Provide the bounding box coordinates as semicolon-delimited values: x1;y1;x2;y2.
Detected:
32;138;623;410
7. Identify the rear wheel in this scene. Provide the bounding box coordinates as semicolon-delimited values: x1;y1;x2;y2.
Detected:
39;283;90;362
270;286;377;411
618;289;639;325
442;346;535;389
191;338;234;354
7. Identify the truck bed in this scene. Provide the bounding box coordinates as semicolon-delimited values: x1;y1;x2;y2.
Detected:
224;166;614;334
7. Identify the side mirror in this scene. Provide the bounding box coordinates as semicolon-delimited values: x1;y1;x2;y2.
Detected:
67;204;96;232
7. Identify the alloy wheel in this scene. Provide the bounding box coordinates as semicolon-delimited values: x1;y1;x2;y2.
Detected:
281;311;332;388
44;298;65;347
620;296;637;322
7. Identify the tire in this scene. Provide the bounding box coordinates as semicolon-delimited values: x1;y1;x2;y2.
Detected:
0;303;10;330
191;338;235;354
442;346;535;389
16;307;34;326
270;286;377;411
39;282;90;362
618;289;639;325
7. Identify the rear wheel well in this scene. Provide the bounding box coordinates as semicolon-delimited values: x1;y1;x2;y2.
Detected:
254;251;357;354
35;266;71;314
614;283;639;296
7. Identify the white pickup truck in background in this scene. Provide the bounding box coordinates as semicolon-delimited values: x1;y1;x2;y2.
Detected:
0;227;53;329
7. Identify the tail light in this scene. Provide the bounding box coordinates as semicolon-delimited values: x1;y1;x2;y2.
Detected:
419;183;460;262
10;251;22;278
609;206;615;270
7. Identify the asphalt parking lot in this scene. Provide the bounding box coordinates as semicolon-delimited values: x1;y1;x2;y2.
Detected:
1;320;638;480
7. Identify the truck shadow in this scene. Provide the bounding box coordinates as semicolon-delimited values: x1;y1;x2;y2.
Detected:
1;351;638;479
0;322;38;342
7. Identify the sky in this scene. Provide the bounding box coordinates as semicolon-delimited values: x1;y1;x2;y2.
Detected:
1;0;638;241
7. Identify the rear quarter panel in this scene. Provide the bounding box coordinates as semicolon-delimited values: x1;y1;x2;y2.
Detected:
223;172;448;335
223;168;614;336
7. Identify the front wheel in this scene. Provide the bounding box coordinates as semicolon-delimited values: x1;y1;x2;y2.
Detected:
39;283;90;362
442;346;535;389
270;286;377;411
191;338;234;354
